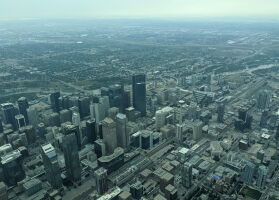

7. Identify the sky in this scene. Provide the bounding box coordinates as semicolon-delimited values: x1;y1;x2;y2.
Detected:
1;0;279;20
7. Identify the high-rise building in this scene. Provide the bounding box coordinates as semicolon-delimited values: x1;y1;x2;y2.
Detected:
62;123;81;150
17;97;29;124
62;133;81;183
108;107;119;119
276;123;279;140
0;119;3;133
102;118;117;155
187;102;200;120
98;123;103;139
0;182;8;200
69;96;79;108
24;125;36;144
100;96;110;116
132;74;146;116
155;107;174;130
27;106;38;128
1;103;17;130
123;90;131;110
108;84;125;112
15;114;26;129
238;108;247;121
72;112;81;126
176;124;183;143
37;123;47;139
192;120;203;141
116;113;129;149
94;139;106;158
217;104;225;123
94;167;108;195
100;87;110;96
50;91;60;112
41;144;62;189
0;150;25;186
181;162;192;188
257;90;270;110
130;181;143;200
86;119;97;144
260;110;269;128
78;96;90;118
60;109;72;123
140;131;153;150
125;107;136;122
256;165;268;189
92;96;110;123
60;95;70;109
242;161;256;185
165;184;178;200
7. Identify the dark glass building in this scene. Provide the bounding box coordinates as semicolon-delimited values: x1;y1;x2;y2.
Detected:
62;133;81;183
86;119;97;144
1;103;17;130
132;74;146;116
17;97;29;124
0;119;3;133
108;84;125;112
50;92;60;113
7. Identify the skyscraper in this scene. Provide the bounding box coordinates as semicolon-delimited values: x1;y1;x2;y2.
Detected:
217;104;225;123
176;124;183;143
155;107;173;130
92;96;110;123
94;167;108;195
238;108;247;121
41;144;62;189
0;150;25;186
108;84;125;112
62;133;81;183
260;110;269;128
130;181;143;200
78;96;90;118
256;165;268;189
0;119;3;133
102;118;117;155
276;123;279;140
72;112;81;126
25;125;36;144
27;106;38;128
94;139;106;158
1;103;17;130
242;161;256;185
17;97;29;124
50;91;60;112
115;113;129;149
15;114;26;129
192;120;203;141
181;162;192;188
86;119;97;144
62;124;81;150
0;182;8;200
132;74;146;116
257;90;270;110
37;123;47;139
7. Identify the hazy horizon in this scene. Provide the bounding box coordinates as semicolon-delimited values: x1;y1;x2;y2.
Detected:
1;0;279;21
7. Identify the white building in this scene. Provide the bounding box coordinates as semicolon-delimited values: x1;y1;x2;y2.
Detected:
155;106;173;130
